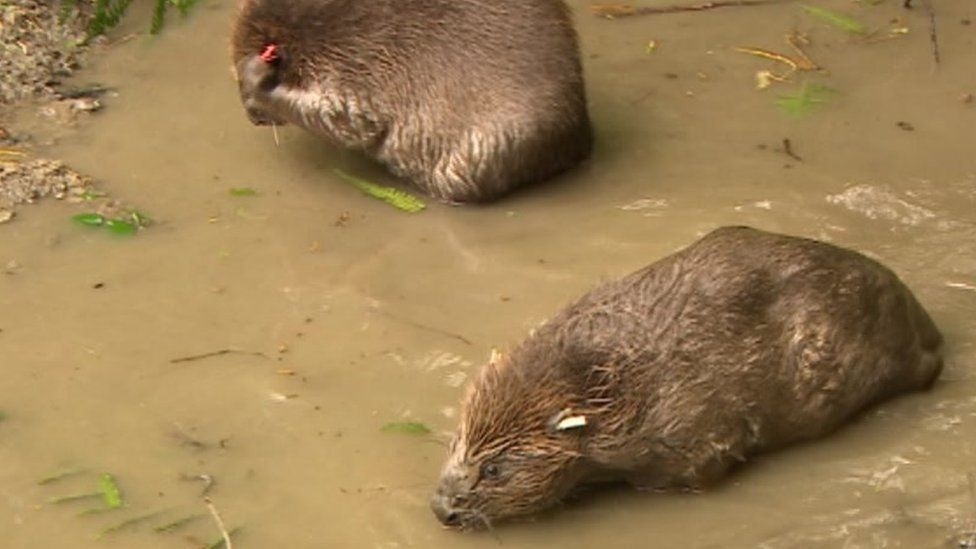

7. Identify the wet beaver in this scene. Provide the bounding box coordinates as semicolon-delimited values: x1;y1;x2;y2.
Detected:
432;226;944;528
231;0;592;203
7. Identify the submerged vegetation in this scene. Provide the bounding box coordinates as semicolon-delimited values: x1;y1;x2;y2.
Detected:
60;0;203;42
334;169;427;213
380;421;432;435
71;210;150;236
802;5;867;35
40;467;239;543
776;83;838;117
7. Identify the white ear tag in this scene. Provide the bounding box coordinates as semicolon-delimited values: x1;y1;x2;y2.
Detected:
489;348;503;366
555;415;587;431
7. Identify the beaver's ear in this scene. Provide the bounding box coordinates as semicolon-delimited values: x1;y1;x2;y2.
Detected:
547;408;588;436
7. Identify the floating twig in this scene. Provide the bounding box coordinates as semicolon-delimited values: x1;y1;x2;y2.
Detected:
207;527;242;549
181;473;216;497
735;33;820;86
169;349;267;364
922;0;940;67
204;497;233;549
903;0;940;67
591;0;785;18
782;138;803;161
372;308;473;345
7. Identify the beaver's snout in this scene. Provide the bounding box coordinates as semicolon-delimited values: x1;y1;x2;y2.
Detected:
243;102;281;126
430;491;463;527
430;472;472;528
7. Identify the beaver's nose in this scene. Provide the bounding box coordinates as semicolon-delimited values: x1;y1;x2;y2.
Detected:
430;494;462;526
245;104;274;126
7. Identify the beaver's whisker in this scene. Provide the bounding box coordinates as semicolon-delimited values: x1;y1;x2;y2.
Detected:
473;510;501;543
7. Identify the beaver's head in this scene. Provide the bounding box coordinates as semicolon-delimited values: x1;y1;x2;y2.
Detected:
432;350;595;529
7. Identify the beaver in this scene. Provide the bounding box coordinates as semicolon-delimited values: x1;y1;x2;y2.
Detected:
230;0;592;203
432;226;944;529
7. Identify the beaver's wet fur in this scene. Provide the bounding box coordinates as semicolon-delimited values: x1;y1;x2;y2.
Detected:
432;226;943;528
231;0;592;203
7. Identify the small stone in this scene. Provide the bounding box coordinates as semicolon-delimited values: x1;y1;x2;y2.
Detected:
69;97;101;112
0;210;13;223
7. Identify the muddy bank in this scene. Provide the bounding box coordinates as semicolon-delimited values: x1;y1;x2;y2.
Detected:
0;0;88;105
0;0;133;225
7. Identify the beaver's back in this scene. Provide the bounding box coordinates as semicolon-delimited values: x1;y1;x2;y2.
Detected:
528;226;942;486
232;0;591;202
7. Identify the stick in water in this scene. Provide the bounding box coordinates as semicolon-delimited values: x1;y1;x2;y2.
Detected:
204;497;232;549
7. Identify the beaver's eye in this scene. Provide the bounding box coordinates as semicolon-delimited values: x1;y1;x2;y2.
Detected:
481;463;500;480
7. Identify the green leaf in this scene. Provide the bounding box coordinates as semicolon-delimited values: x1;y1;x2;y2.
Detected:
803;5;867;34
99;473;124;509
72;213;106;227
105;219;138;235
380;421;431;435
229;187;259;196
334;170;427;213
776;83;838;117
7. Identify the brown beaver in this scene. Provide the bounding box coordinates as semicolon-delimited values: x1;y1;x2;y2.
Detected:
432;226;944;529
230;0;592;203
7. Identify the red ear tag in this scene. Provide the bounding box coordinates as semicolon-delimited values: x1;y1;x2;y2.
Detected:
260;43;279;63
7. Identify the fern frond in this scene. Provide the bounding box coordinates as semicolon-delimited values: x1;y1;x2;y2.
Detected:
150;0;168;35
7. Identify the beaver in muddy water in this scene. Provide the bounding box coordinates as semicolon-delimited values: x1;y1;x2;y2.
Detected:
432;226;944;529
230;0;592;203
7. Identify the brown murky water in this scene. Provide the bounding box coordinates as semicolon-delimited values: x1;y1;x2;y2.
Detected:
2;1;975;547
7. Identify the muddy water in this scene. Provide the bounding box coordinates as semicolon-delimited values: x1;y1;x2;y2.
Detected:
2;0;975;547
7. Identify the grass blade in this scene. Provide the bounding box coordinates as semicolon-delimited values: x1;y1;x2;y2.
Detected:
380;421;431;435
38;468;87;485
803;5;867;34
334;170;426;213
97;510;167;539
49;492;101;504
776;83;838;117
154;514;204;533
